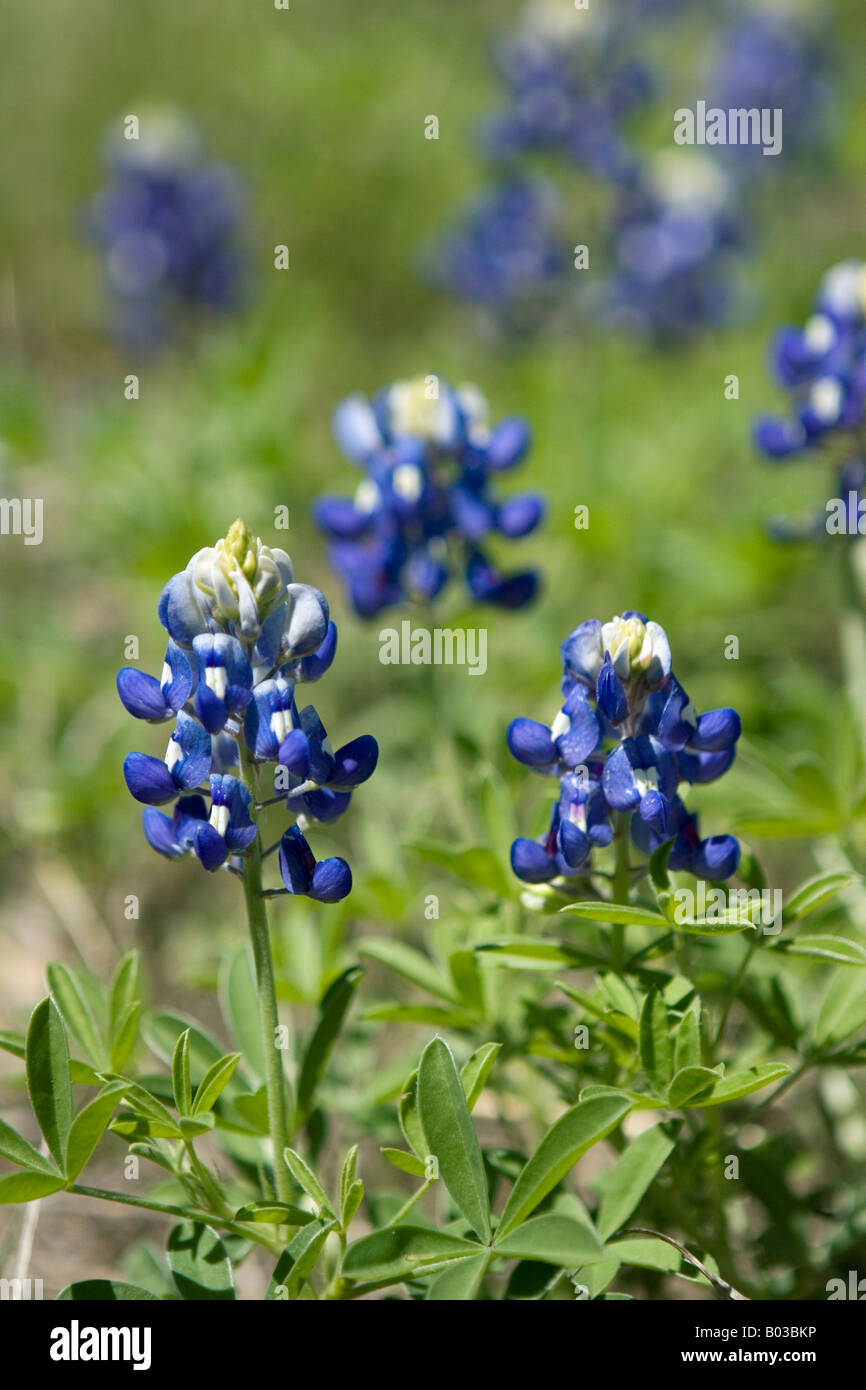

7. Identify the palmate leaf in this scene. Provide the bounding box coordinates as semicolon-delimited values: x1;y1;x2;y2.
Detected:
676;1064;790;1108
783;871;858;921
57;1280;160;1301
0;1171;65;1204
295;966;363;1126
65;1080;130;1180
47;963;106;1070
460;1042;501;1111
425;1251;489;1301
267;1220;335;1300
639;990;673;1094
770;935;866;967
357;938;458;1003
0;1118;60;1176
561;901;669;928
342;1226;480;1284
596;1123;675;1240
493;1212;605;1266
417;1038;490;1243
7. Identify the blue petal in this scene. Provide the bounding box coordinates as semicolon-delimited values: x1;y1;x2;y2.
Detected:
507;718;556;768
142;807;182;856
689;708;741;753
117;669;169;722
561;619;603;688
555;689;601;766
510;837;554;883
639;790;669;836
298;705;335;783
285;584;330;657
557;820;589;869
677;747;736;783
485;416;531;469
657;678;697;750
313;497;368;539
308;857;353;902
328;735;379;790
690;835;740;881
161;640;196;710
170;712;212;790
297;788;352;822
194;823;229;871
124;752;178;805
158;570;207;644
291;622;337;682
596;653;628;725
601;739;641;811
279;825;316;894
497;493;544;539
278;727;311;778
333;393;383;462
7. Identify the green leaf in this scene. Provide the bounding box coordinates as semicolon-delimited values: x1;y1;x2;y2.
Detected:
235;1202;314;1226
771;935;866;967
417;1037;491;1243
295;966;363;1126
0;1119;59;1175
579;1084;667;1110
177;1115;215;1141
283;1147;335;1218
109;953;140;1046
560;902;670;928
341;1181;364;1230
167;1221;235;1300
407;842;510;897
26;998;73;1170
639;990;673;1094
610;1236;685;1274
448;951;485;1014
597;1124;675;1239
233;1086;270;1134
673;999;702;1072
266;1220;335;1300
380;1147;427;1177
65;1081;129;1180
815;970;866;1046
218;944;266;1082
649;840;673;894
460;1042;502;1111
363;1003;476;1028
475;939;606;970
57;1280;159;1301
0;1171;65;1203
425;1251;489;1300
357;938;456;1003
172;1029;192;1117
497;1095;631;1239
398;1071;427;1159
672;915;756;938
141;1011;225;1084
785;872;857;922
47;963;105;1069
109;1003;140;1073
493;1212;605;1266
667;1065;724;1108
342;1226;479;1283
340;1144;358;1215
192;1052;242;1115
686;1064;790;1107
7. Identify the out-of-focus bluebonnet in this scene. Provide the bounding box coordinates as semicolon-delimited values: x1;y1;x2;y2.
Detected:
508;612;742;891
593;153;742;341
430;180;566;332
87;109;247;347
479;1;651;184
314;375;544;617
118;520;377;901
754;259;866;539
706;3;833;169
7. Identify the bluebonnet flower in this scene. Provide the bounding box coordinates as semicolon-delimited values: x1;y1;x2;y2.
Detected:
593;153;742;341
754;259;866;539
87;109;247;347
508;613;742;891
118;520;377;901
706;5;833;169
479;1;651;184
430;180;566;332
314;375;544;617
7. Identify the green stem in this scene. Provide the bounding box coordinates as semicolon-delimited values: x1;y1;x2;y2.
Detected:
610;814;631;973
239;749;294;1206
385;1177;436;1228
69;1185;281;1253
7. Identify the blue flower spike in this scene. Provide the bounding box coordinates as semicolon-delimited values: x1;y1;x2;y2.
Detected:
315;375;544;617
509;612;742;893
119;520;376;899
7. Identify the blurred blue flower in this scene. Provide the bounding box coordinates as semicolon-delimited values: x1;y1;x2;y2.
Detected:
314;375;544;617
754;259;866;539
430;180;566;331
508;612;741;888
88;109;247;347
119;520;376;899
593;154;742;341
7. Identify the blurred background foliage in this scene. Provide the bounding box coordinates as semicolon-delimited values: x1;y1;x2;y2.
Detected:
1;0;866;1297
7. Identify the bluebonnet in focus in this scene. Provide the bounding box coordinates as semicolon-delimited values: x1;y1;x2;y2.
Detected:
431;180;566;332
314;375;544;618
508;612;742;892
754;259;866;540
118;520;377;902
88;110;247;347
594;153;742;341
479;1;651;185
